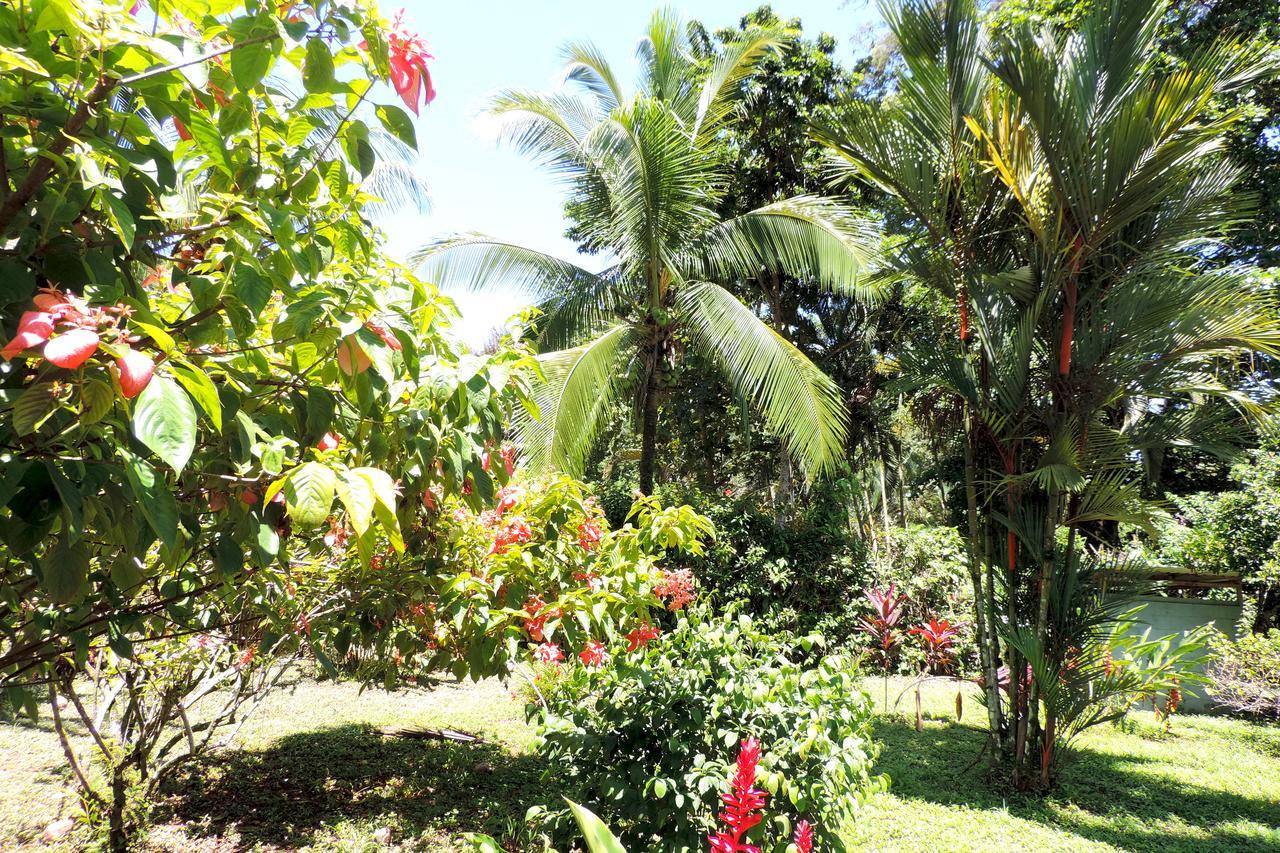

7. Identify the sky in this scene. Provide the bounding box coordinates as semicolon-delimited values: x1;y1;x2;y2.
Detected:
380;0;883;344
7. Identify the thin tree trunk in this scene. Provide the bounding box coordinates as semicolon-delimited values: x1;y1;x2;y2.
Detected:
776;447;794;524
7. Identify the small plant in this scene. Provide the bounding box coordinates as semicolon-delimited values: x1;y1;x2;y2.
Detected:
904;617;966;729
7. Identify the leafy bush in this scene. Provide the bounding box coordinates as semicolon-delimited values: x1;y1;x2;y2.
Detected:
528;607;884;852
1207;629;1280;719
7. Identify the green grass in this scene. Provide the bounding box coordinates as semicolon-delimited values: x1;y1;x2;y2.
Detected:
851;676;1280;852
2;674;1277;851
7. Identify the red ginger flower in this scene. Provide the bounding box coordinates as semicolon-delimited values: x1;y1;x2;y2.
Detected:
793;820;814;853
708;736;767;853
315;431;341;451
624;622;660;651
578;640;607;667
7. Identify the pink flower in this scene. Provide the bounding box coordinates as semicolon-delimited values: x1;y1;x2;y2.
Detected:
375;9;436;115
499;443;517;476
625;623;660;651
533;642;563;664
578;519;603;550
116;349;155;399
364;320;402;351
1;311;54;359
578;640;607;667
793;821;814;853
236;644;257;668
654;568;696;610
495;485;525;513
43;328;100;368
316;431;341;451
708;737;767;853
490;515;532;554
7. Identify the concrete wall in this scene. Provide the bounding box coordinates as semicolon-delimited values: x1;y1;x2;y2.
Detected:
1115;595;1242;714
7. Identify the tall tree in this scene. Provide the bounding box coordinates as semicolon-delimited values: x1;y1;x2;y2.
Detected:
818;0;1280;788
417;9;881;493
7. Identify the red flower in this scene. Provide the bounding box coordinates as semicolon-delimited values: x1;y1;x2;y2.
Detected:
364;320;402;351
708;736;767;853
235;644;257;668
654;568;696;610
315;431;341;451
115;349;155;399
624;623;660;651
793;820;814;853
499;443;517;476
578;640;607;667
533;642;563;664
43;328;100;368
724;487;733;497
238;489;260;505
379;9;436;115
577;519;603;550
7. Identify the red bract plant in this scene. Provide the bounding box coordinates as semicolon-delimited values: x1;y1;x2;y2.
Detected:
707;737;819;853
578;640;607;667
910;618;963;674
708;737;767;853
624;622;660;651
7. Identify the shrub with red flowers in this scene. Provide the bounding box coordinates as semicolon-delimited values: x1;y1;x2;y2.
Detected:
528;608;883;850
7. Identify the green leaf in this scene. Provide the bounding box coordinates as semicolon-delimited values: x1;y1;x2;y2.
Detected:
48;462;84;543
336;468;375;536
40;536;89;605
98;190;136;250
303;38;335;93
133;374;197;473
0;460;30;512
12;382;60;435
119;449;179;548
284;462;336;528
110;554;145;597
375;104;417;148
352;466;402;550
183;109;233;176
342;121;375;178
565;799;628;853
231;265;272;316
230;37;274;91
80;374;115;424
169;361;223;431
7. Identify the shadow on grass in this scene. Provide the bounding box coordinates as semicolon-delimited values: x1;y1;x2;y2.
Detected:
156;724;552;848
872;716;1280;852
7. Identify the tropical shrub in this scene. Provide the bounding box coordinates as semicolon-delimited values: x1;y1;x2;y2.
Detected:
528;607;883;852
1206;629;1280;719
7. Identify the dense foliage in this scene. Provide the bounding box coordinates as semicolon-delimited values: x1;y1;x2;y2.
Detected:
529;608;883;852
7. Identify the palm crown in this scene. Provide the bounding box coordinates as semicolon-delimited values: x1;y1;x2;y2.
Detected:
415;8;882;491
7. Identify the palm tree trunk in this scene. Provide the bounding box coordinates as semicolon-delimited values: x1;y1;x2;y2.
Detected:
638;360;660;495
964;413;1004;757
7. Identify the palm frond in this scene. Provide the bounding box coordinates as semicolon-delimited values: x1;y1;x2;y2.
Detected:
515;325;637;475
676;280;848;477
410;235;607;302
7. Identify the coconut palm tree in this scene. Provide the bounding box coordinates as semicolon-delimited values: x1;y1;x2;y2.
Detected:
413;9;882;493
816;0;1280;787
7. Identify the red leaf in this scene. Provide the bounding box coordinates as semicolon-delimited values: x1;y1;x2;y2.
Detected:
116;349;155;399
43;329;100;368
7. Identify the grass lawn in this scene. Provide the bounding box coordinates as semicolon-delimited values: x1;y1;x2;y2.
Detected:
2;674;1277;851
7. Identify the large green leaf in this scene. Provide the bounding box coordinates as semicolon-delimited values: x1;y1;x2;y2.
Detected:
12;382;60;436
336;468;375;536
170;360;223;431
283;461;337;528
565;800;628;853
375;104;417;148
119;448;179;548
40;536;90;605
132;373;197;473
351;466;402;550
303;37;335;92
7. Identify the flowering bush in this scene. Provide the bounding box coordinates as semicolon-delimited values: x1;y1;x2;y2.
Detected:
1205;629;1280;719
309;477;715;686
529;608;884;851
